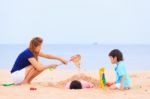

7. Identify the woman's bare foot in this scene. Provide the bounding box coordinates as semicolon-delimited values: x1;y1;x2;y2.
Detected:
21;80;30;85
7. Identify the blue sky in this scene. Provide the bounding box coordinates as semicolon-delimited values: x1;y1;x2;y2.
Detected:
0;0;150;44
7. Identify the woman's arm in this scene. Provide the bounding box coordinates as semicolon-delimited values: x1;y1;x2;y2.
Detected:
28;58;58;71
39;52;68;64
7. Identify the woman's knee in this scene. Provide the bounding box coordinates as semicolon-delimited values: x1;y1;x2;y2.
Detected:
25;65;36;75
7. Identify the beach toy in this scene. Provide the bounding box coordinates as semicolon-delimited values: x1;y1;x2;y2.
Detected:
3;83;14;86
49;68;53;71
30;87;37;91
106;82;113;87
99;67;106;89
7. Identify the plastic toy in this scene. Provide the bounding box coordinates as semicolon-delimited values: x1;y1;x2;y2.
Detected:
99;67;106;89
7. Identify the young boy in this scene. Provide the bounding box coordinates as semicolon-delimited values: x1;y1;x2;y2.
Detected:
108;49;131;90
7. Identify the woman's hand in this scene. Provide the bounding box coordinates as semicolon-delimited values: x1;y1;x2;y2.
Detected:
49;64;58;69
59;57;68;65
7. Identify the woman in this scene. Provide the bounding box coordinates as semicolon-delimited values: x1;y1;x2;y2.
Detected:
10;37;68;85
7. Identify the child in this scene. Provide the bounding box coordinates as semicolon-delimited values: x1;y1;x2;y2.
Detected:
54;73;99;89
10;37;68;85
108;49;131;90
65;80;93;89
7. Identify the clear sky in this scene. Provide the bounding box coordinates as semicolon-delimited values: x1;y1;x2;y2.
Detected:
0;0;150;44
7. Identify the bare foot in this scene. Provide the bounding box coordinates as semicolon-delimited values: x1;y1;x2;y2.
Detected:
21;81;30;85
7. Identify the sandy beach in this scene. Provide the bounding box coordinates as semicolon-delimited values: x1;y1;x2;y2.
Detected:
0;69;150;99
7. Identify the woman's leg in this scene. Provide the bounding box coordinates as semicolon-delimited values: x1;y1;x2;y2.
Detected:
22;65;43;84
28;68;43;83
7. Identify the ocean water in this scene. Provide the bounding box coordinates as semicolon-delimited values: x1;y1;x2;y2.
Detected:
0;44;150;71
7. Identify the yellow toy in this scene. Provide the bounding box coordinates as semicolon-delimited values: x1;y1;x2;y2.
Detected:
99;67;106;89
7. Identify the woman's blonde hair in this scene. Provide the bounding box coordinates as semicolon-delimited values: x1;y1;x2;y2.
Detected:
29;37;43;60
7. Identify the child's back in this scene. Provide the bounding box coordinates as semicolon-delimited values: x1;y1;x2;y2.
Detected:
115;61;131;88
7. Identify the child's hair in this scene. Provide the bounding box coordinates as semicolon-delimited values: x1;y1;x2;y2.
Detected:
70;80;82;89
109;49;123;62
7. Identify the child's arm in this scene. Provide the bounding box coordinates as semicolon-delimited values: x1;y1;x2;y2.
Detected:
120;75;126;90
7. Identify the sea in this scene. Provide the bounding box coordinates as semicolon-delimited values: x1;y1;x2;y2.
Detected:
0;44;150;71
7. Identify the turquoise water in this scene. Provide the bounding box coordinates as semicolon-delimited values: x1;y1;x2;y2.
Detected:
0;44;150;71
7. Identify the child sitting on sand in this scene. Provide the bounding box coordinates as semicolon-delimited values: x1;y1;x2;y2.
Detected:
108;49;131;90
